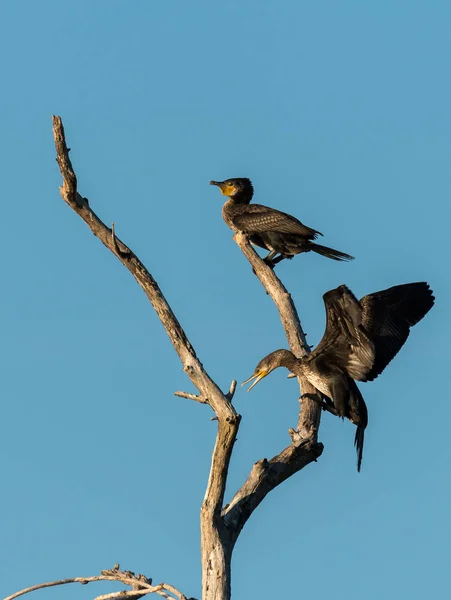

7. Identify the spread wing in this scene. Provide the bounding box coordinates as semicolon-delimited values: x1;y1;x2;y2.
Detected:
231;204;322;238
359;282;434;381
309;285;375;381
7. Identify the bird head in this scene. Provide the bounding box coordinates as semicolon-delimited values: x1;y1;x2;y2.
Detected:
209;178;254;200
242;349;296;391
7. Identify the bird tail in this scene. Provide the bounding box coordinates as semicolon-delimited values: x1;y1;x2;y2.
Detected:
309;242;354;262
354;426;365;473
350;384;368;473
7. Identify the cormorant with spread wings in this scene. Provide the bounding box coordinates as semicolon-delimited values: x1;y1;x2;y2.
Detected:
210;178;354;265
243;282;434;471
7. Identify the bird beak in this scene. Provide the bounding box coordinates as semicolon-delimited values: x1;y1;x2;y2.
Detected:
287;373;297;379
241;370;269;392
210;180;235;197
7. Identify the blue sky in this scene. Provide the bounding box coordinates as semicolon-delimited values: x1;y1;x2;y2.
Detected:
0;1;449;599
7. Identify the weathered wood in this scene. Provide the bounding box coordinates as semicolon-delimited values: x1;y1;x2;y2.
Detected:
13;117;327;600
233;232;322;437
4;564;187;600
221;234;323;541
52;116;237;600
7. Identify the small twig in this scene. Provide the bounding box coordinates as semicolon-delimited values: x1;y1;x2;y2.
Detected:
225;380;237;402
174;390;207;403
111;222;132;258
175;380;236;404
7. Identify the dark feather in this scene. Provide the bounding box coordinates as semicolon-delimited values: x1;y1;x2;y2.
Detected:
215;177;353;262
359;282;435;381
354;425;365;473
230;204;322;238
307;243;354;262
349;383;367;472
252;282;433;472
310;286;375;381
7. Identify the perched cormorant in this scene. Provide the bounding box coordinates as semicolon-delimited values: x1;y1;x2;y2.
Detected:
242;282;435;471
210;178;354;265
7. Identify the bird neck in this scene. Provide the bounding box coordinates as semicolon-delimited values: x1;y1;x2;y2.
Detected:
229;190;253;205
222;199;240;226
277;350;302;374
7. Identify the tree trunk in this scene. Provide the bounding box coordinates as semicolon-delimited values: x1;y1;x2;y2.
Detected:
201;506;232;600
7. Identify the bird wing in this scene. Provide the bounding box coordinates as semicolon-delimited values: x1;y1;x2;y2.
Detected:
309;285;375;381
359;282;434;381
231;204;322;238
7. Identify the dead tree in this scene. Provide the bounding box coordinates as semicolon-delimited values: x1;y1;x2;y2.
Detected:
4;117;323;600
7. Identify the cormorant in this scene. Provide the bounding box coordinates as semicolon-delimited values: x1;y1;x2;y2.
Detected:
210;178;354;265
242;282;435;471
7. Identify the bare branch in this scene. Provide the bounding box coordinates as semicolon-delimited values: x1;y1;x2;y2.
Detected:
223;438;323;541
3;565;188;600
94;592;150;600
52;116;237;600
232;232;322;437
4;577;102;600
52;115;238;504
53;116;234;416
158;583;189;600
93;583;187;600
222;233;324;540
234;234;310;355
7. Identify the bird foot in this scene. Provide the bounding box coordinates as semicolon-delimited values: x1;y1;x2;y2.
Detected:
265;254;291;268
300;393;339;416
262;257;276;269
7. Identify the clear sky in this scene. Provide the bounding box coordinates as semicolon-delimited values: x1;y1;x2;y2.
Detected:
0;1;449;599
